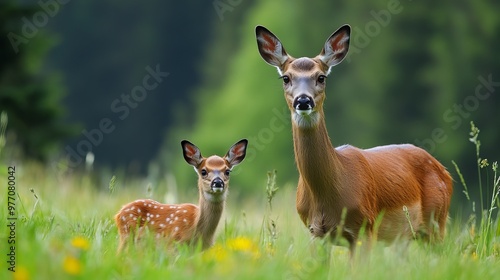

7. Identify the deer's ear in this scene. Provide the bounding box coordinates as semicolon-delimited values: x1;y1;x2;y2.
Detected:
317;25;350;72
225;139;248;168
181;140;203;167
256;26;290;73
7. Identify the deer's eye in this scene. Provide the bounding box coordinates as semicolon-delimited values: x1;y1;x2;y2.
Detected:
317;75;326;84
281;75;290;84
225;169;231;176
201;169;207;176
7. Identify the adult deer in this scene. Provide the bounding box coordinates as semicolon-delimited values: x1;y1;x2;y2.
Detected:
256;25;452;250
115;139;248;252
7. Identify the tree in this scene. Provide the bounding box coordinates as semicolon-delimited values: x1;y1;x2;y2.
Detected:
0;1;76;160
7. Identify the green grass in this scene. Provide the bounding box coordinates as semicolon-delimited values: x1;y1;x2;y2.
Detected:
0;121;499;279
0;163;498;280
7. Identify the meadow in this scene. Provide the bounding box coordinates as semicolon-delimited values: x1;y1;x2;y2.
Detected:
1;123;499;280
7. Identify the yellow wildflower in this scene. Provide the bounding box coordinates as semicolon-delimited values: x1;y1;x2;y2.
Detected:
227;237;260;259
71;236;90;251
204;237;261;261
203;244;228;262
63;255;81;275
13;266;30;280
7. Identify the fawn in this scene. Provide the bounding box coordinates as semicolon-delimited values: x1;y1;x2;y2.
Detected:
115;139;248;252
256;25;453;251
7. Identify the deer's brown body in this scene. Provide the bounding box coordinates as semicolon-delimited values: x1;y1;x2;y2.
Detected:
256;25;452;249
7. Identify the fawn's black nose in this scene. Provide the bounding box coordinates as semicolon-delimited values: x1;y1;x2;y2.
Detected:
293;95;314;111
211;178;224;191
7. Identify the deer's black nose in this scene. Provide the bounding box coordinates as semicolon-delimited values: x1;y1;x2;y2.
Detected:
293;95;314;111
211;178;224;190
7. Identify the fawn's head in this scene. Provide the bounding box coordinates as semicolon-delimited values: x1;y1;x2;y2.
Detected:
181;139;248;203
256;25;350;128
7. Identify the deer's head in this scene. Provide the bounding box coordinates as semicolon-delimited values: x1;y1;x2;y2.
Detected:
181;139;248;203
256;25;350;128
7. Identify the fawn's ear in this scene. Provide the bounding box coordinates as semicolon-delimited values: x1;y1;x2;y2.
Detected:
317;24;350;73
256;26;290;74
181;140;203;167
225;139;248;168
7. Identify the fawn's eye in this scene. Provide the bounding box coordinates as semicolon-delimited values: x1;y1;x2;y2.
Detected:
201;169;207;176
317;75;326;84
281;75;290;84
225;169;231;176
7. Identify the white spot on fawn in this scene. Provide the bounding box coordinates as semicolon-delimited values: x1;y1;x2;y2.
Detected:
121;216;126;221
159;223;165;228
166;218;171;222
156;214;160;218
170;214;174;218
138;209;141;213
129;214;133;218
174;227;179;232
131;206;135;210
133;217;137;221
183;210;188;213
183;218;188;223
175;217;178;221
151;221;155;225
160;207;164;210
154;206;158;209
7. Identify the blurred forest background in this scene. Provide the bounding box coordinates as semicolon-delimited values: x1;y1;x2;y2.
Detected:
1;0;499;212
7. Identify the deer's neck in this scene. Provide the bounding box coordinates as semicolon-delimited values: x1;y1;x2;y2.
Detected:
292;111;343;197
195;194;225;248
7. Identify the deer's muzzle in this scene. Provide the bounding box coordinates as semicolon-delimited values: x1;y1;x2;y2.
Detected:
293;95;315;114
211;177;225;192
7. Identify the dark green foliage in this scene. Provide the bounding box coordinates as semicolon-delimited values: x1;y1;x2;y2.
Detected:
0;1;76;160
